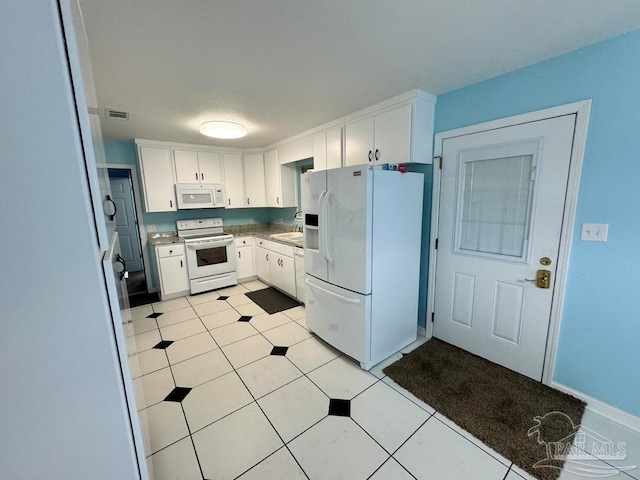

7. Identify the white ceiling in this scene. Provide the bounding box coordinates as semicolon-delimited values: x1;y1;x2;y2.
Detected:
79;0;640;148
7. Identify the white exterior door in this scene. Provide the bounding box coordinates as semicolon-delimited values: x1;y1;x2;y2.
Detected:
433;115;576;380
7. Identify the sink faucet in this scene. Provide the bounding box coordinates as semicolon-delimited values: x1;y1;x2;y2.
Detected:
292;211;303;232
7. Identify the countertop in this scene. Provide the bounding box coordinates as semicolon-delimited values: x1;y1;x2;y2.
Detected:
225;224;303;248
148;231;183;246
147;224;303;248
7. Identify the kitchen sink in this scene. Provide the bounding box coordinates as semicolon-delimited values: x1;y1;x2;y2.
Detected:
270;231;304;245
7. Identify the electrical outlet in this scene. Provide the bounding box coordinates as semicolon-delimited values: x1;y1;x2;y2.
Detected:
581;223;608;242
147;225;156;233
249;217;255;224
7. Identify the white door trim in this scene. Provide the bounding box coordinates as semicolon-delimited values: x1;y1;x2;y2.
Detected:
427;99;591;387
105;163;156;294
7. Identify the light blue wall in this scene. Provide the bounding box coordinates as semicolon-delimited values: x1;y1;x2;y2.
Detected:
434;29;640;416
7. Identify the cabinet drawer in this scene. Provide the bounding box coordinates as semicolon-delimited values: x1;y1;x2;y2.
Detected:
255;238;270;249
156;243;185;259
235;236;253;247
269;241;294;258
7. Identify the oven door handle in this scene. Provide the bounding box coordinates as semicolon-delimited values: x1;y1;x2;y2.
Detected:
185;239;233;248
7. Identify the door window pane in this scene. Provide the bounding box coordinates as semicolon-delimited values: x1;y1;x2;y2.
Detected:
458;155;534;258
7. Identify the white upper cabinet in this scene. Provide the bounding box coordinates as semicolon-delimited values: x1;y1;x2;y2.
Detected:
222;153;245;208
313;127;343;171
279;135;313;164
345;95;435;166
222;152;266;208
346;104;412;166
264;149;296;207
174;149;223;184
137;144;177;212
243;153;267;207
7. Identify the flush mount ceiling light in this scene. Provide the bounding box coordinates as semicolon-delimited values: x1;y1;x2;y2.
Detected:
199;121;247;139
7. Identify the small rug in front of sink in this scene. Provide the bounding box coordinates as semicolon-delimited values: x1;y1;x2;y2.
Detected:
245;287;300;314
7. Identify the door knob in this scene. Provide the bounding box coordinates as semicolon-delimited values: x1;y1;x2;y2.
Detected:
524;270;551;289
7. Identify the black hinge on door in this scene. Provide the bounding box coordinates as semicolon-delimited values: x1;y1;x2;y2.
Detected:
435;238;439;250
431;312;435;323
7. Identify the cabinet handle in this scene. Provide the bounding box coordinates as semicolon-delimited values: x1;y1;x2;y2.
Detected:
368;150;373;162
201;173;204;181
266;253;269;261
239;251;241;258
247;197;250;205
170;199;173;208
180;260;183;268
375;149;380;161
277;196;280;205
228;198;231;205
195;172;198;180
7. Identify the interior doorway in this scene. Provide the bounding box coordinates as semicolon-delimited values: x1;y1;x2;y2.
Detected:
108;166;157;307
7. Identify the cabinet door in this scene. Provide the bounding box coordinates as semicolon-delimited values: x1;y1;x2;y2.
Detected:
264;149;281;207
312;132;327;171
279;254;297;298
174;149;200;184
326;127;343;170
236;245;254;279
373;104;412;165
269;253;282;288
138;145;176;212
345;116;374;167
243;153;267;207
197;151;223;184
222;153;245;208
255;246;271;283
159;255;189;296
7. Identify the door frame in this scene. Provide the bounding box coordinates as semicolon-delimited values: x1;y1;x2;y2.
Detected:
106;163;155;294
427;100;591;386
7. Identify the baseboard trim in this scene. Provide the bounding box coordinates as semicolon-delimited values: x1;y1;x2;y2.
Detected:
552;381;640;433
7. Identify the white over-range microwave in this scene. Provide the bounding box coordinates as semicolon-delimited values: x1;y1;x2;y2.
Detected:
175;183;225;209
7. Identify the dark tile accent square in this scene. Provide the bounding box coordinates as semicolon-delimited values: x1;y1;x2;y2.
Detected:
328;398;351;417
153;340;174;349
270;346;289;356
147;312;163;318
238;315;252;322
218;296;229;301
164;387;192;403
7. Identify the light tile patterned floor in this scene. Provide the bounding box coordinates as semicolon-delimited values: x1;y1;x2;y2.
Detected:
124;281;639;480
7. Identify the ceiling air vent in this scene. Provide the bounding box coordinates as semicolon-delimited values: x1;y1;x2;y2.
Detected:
105;108;129;120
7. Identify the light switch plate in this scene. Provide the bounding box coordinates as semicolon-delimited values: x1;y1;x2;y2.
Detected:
147;225;156;233
581;223;608;242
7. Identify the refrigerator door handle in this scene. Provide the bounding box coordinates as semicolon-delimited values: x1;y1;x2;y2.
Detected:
324;191;333;262
318;190;327;260
306;278;360;304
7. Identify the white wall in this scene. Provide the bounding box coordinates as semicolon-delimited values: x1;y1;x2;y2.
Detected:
0;2;139;478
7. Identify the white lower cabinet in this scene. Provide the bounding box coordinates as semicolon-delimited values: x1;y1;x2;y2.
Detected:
255;243;271;283
252;237;296;298
155;244;189;300
268;241;296;298
235;237;255;280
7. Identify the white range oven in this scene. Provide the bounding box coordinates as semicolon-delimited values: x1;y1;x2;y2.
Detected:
177;218;237;294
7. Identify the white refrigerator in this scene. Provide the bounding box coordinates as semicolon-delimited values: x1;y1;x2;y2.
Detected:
302;165;424;370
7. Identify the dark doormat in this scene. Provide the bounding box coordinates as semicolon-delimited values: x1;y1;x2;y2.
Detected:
128;291;159;308
245;287;300;314
383;338;586;480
